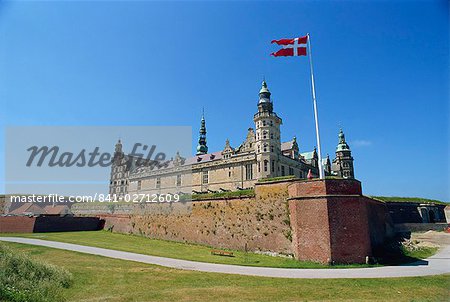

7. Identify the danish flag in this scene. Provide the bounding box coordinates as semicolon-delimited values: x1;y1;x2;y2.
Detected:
271;35;308;57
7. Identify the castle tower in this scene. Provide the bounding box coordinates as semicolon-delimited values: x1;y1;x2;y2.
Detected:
110;138;127;197
253;80;282;179
114;139;123;154
196;111;208;155
332;128;354;178
113;139;124;163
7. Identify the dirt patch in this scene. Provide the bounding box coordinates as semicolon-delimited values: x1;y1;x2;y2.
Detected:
411;231;450;248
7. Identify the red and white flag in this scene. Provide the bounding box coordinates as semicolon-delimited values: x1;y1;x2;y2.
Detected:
271;35;308;57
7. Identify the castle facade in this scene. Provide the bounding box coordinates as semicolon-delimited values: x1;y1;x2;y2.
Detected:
109;81;354;196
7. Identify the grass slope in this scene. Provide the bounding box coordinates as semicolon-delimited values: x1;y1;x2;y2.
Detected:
2;242;449;302
0;244;72;302
371;196;448;205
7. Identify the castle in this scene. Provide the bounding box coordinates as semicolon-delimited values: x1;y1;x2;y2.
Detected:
109;80;355;197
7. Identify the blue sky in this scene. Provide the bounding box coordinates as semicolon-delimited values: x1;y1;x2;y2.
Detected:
0;1;448;201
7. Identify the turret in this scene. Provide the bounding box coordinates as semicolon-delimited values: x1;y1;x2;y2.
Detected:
113;139;124;162
115;139;123;154
196;110;208;155
257;80;273;113
332;128;355;178
253;80;282;179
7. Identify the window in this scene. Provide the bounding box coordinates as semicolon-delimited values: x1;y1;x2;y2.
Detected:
272;161;275;172
245;164;253;180
270;121;273;126
263;144;267;152
263;131;267;139
281;165;285;176
264;160;268;172
156;177;161;189
270;146;274;152
257;145;260;153
258;162;261;172
176;174;181;187
263;120;266;126
270;133;274;139
202;170;209;184
289;167;294;175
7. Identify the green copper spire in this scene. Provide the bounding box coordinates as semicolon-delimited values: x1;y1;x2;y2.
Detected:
258;80;271;103
196;110;208;155
336;128;350;152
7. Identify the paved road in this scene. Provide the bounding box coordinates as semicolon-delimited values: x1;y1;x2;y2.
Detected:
1;237;449;279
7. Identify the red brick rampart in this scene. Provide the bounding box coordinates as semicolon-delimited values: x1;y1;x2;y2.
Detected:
288;179;389;264
0;216;104;233
0;216;36;233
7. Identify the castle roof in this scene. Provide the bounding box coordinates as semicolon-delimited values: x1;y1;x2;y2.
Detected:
187;151;223;164
43;205;71;215
281;140;294;151
9;203;47;215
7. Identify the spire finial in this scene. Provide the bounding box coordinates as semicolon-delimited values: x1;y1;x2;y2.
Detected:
196;111;208;155
336;128;350;151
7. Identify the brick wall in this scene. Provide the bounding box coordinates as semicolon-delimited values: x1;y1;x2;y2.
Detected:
289;197;331;262
364;197;395;249
288;179;392;264
288;178;362;197
0;216;103;233
85;179;392;264
0;216;36;233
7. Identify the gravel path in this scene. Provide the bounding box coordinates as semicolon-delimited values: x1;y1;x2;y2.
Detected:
1;237;449;279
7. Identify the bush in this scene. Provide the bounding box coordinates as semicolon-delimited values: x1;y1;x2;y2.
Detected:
257;175;297;183
0;244;73;302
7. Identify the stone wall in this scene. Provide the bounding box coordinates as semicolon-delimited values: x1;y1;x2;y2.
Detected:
394;223;448;233
386;202;447;224
101;181;293;253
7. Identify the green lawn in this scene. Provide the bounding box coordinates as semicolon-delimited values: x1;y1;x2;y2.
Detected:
1;242;449;302
0;231;379;269
0;231;437;269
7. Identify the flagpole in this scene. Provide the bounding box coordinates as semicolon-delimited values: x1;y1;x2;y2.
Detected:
306;33;324;179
